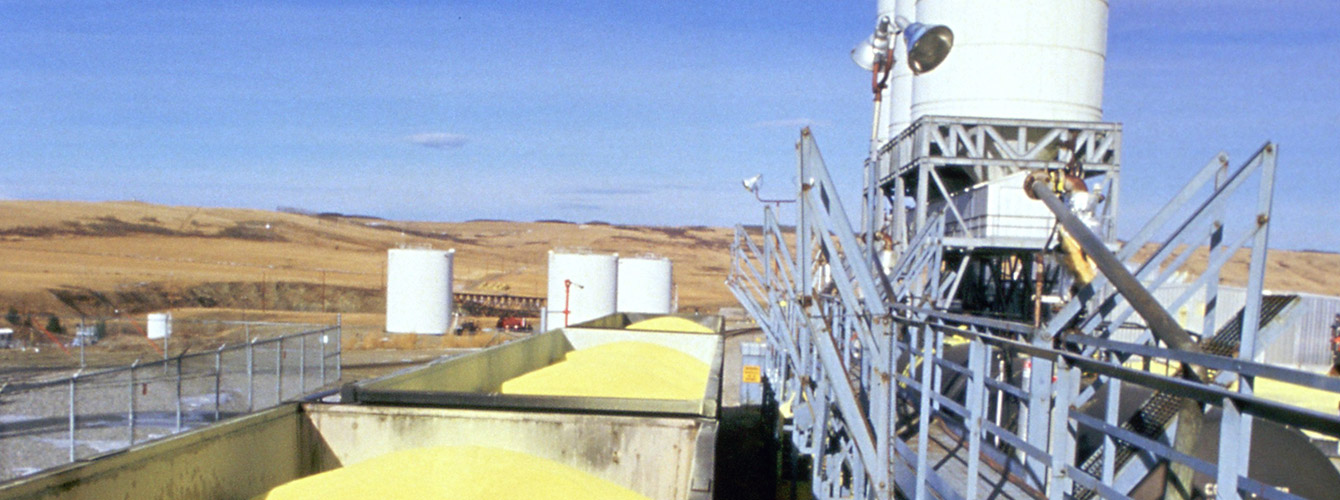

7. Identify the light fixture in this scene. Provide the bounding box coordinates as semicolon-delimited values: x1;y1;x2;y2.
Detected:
742;174;762;194
850;33;889;72
741;174;795;205
851;16;954;75
901;22;954;74
856;16;954;151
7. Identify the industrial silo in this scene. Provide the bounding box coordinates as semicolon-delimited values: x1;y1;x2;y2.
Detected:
881;0;919;140
911;0;1108;122
385;248;454;334
546;251;618;328
616;255;674;314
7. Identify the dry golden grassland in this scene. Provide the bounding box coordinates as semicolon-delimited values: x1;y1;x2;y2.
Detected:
0;201;738;349
0;200;1337;354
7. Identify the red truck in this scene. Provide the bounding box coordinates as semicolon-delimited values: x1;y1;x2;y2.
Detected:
496;316;533;332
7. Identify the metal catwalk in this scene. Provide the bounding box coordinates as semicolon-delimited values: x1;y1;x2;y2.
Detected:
728;122;1340;500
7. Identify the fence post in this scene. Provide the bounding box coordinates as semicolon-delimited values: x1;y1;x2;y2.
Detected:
214;344;224;422
299;333;306;393
964;341;988;500
247;337;255;412
276;336;284;404
914;324;934;500
1103;374;1121;485
320;327;327;386
1048;361;1080;500
1217;396;1244;500
330;315;337;380
175;354;183;433
129;360;139;447
68;370;80;462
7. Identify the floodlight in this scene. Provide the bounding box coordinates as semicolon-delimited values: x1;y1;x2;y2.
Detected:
742;174;762;193
740;173;794;205
902;22;954;74
851;16;954;76
850;34;886;71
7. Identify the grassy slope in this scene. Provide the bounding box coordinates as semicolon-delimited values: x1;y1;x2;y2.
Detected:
0;200;1336;320
0;201;737;316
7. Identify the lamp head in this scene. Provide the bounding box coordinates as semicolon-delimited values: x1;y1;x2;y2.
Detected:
741;174;762;193
902;22;953;74
850;33;889;71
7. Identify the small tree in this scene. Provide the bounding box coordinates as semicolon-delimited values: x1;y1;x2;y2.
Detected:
45;315;64;334
4;307;19;327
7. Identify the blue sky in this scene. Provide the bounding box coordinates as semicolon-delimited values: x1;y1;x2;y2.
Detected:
3;1;1337;250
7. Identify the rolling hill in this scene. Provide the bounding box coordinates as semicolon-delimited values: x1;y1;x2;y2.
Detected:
0;200;1336;325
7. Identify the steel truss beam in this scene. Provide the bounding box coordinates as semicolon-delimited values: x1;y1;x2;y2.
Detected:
872;116;1123;253
732;127;1340;500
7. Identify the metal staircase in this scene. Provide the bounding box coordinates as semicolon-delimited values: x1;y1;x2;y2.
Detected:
729;121;1340;500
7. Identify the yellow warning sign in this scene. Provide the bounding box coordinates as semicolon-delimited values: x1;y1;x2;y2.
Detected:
742;365;762;383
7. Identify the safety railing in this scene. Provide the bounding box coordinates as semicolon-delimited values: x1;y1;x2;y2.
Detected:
0;322;341;482
730;128;1340;500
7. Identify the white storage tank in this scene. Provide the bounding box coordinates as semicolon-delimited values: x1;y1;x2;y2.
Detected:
616;255;674;314
386;248;454;334
546;251;618;328
911;0;1108;122
881;0;918;140
146;312;171;340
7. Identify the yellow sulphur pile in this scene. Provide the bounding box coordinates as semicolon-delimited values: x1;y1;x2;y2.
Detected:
501;341;709;400
625;316;714;333
257;445;649;500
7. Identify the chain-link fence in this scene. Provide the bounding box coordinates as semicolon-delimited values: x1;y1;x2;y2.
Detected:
0;323;341;482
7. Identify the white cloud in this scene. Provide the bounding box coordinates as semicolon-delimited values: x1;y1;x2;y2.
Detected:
407;132;468;149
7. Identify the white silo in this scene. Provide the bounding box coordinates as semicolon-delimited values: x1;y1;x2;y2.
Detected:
911;0;1108;122
146;312;171;340
546;251;618;328
617;255;674;314
386;248;454;334
881;0;918;140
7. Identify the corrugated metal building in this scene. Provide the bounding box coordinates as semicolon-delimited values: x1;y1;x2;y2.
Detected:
1107;283;1340;372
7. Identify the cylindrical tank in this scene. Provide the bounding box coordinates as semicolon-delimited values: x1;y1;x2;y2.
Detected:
146;312;171;340
616;256;674;314
883;0;917;140
386;248;454;334
911;0;1108;122
546;251;618;328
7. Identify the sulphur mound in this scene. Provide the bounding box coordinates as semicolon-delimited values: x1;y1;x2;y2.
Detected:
625;316;714;333
258;446;649;500
501;341;709;400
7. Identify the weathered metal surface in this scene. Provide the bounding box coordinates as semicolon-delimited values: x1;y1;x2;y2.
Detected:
306;404;716;500
0;405;309;500
0;401;719;500
345;327;723;418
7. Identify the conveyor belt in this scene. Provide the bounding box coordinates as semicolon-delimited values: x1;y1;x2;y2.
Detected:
1075;294;1299;498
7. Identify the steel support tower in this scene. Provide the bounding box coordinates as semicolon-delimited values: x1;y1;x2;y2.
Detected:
730;122;1340;499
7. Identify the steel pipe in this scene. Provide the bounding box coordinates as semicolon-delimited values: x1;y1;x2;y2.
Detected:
1026;178;1200;358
